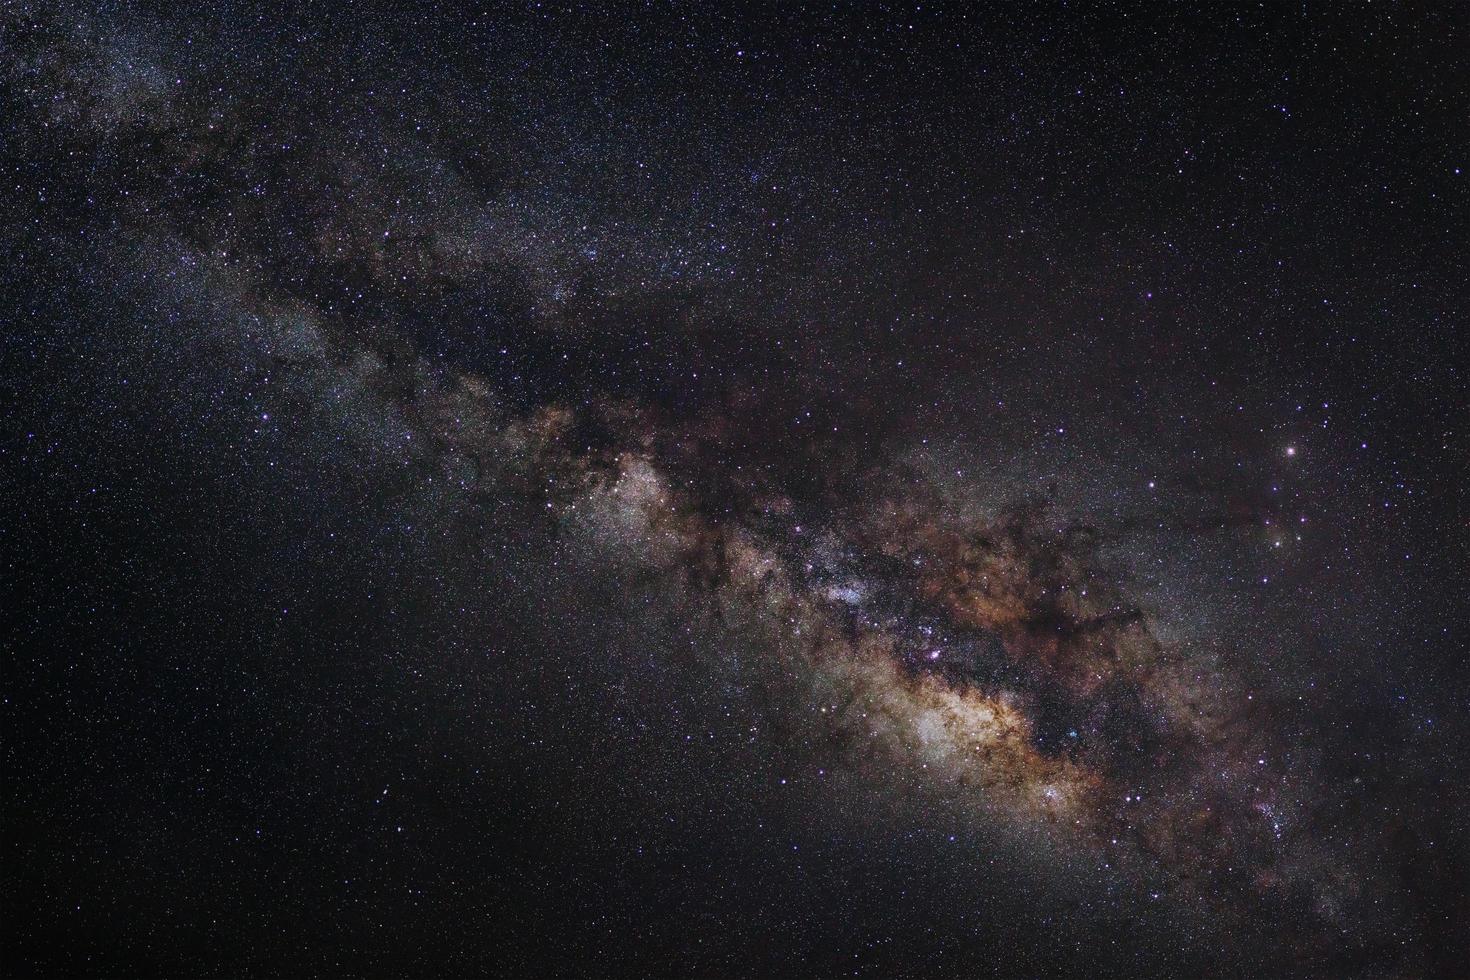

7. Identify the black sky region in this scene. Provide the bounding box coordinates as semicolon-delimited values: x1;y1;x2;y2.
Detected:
3;2;1469;978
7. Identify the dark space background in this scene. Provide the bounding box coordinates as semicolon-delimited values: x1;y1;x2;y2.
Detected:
2;3;1467;977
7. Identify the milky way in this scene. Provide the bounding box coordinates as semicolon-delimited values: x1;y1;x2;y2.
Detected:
5;4;1468;978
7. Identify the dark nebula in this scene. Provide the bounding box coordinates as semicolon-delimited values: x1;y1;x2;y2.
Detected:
4;3;1468;978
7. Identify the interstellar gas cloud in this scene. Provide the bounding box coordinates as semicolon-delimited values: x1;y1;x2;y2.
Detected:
3;4;1467;978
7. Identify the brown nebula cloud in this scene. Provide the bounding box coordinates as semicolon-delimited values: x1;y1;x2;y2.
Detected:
401;377;1342;943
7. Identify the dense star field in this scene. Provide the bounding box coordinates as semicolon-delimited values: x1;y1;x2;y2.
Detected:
3;3;1468;977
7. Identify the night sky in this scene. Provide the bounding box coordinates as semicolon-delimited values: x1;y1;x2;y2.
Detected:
3;3;1468;977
